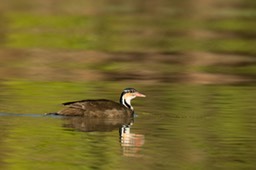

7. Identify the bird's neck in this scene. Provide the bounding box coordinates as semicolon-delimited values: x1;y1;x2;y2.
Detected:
120;93;134;110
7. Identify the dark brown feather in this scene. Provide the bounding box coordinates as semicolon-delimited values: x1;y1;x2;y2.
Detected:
57;99;133;118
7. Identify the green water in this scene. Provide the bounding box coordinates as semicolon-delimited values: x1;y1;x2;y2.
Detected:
0;82;255;170
0;0;256;169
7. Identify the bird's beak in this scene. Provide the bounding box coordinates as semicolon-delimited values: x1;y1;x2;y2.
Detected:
135;92;146;97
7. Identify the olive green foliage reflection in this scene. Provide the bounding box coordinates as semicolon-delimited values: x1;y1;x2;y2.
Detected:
2;0;255;55
0;81;256;169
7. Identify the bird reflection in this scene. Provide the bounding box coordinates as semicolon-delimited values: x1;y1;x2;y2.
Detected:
62;116;145;157
62;116;133;132
120;124;145;157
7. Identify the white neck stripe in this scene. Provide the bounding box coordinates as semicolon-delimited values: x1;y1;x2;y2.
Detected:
121;95;134;110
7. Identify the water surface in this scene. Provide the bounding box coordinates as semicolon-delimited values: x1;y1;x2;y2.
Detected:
0;83;255;170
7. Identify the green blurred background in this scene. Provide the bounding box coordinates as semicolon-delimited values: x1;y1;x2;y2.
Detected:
0;0;255;114
0;0;255;84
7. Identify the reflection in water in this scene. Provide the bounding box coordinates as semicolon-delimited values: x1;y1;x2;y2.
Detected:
62;116;132;132
0;84;255;169
120;124;145;157
62;116;145;157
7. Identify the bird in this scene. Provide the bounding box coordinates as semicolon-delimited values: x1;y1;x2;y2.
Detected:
46;88;146;118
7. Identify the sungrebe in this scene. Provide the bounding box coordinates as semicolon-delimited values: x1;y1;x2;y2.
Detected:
46;88;145;118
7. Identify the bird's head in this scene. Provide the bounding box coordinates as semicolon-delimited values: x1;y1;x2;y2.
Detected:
120;88;146;110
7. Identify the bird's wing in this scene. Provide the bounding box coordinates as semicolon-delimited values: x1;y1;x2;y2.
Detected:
62;99;113;110
62;100;89;106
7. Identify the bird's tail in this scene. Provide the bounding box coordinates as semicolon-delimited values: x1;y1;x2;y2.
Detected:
44;112;58;116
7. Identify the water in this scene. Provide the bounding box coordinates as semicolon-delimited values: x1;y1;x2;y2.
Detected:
0;83;255;170
0;0;256;169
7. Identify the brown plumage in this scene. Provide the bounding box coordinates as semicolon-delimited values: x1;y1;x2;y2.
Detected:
59;99;132;118
46;88;145;118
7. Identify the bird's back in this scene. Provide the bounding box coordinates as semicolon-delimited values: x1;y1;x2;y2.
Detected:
58;99;133;118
